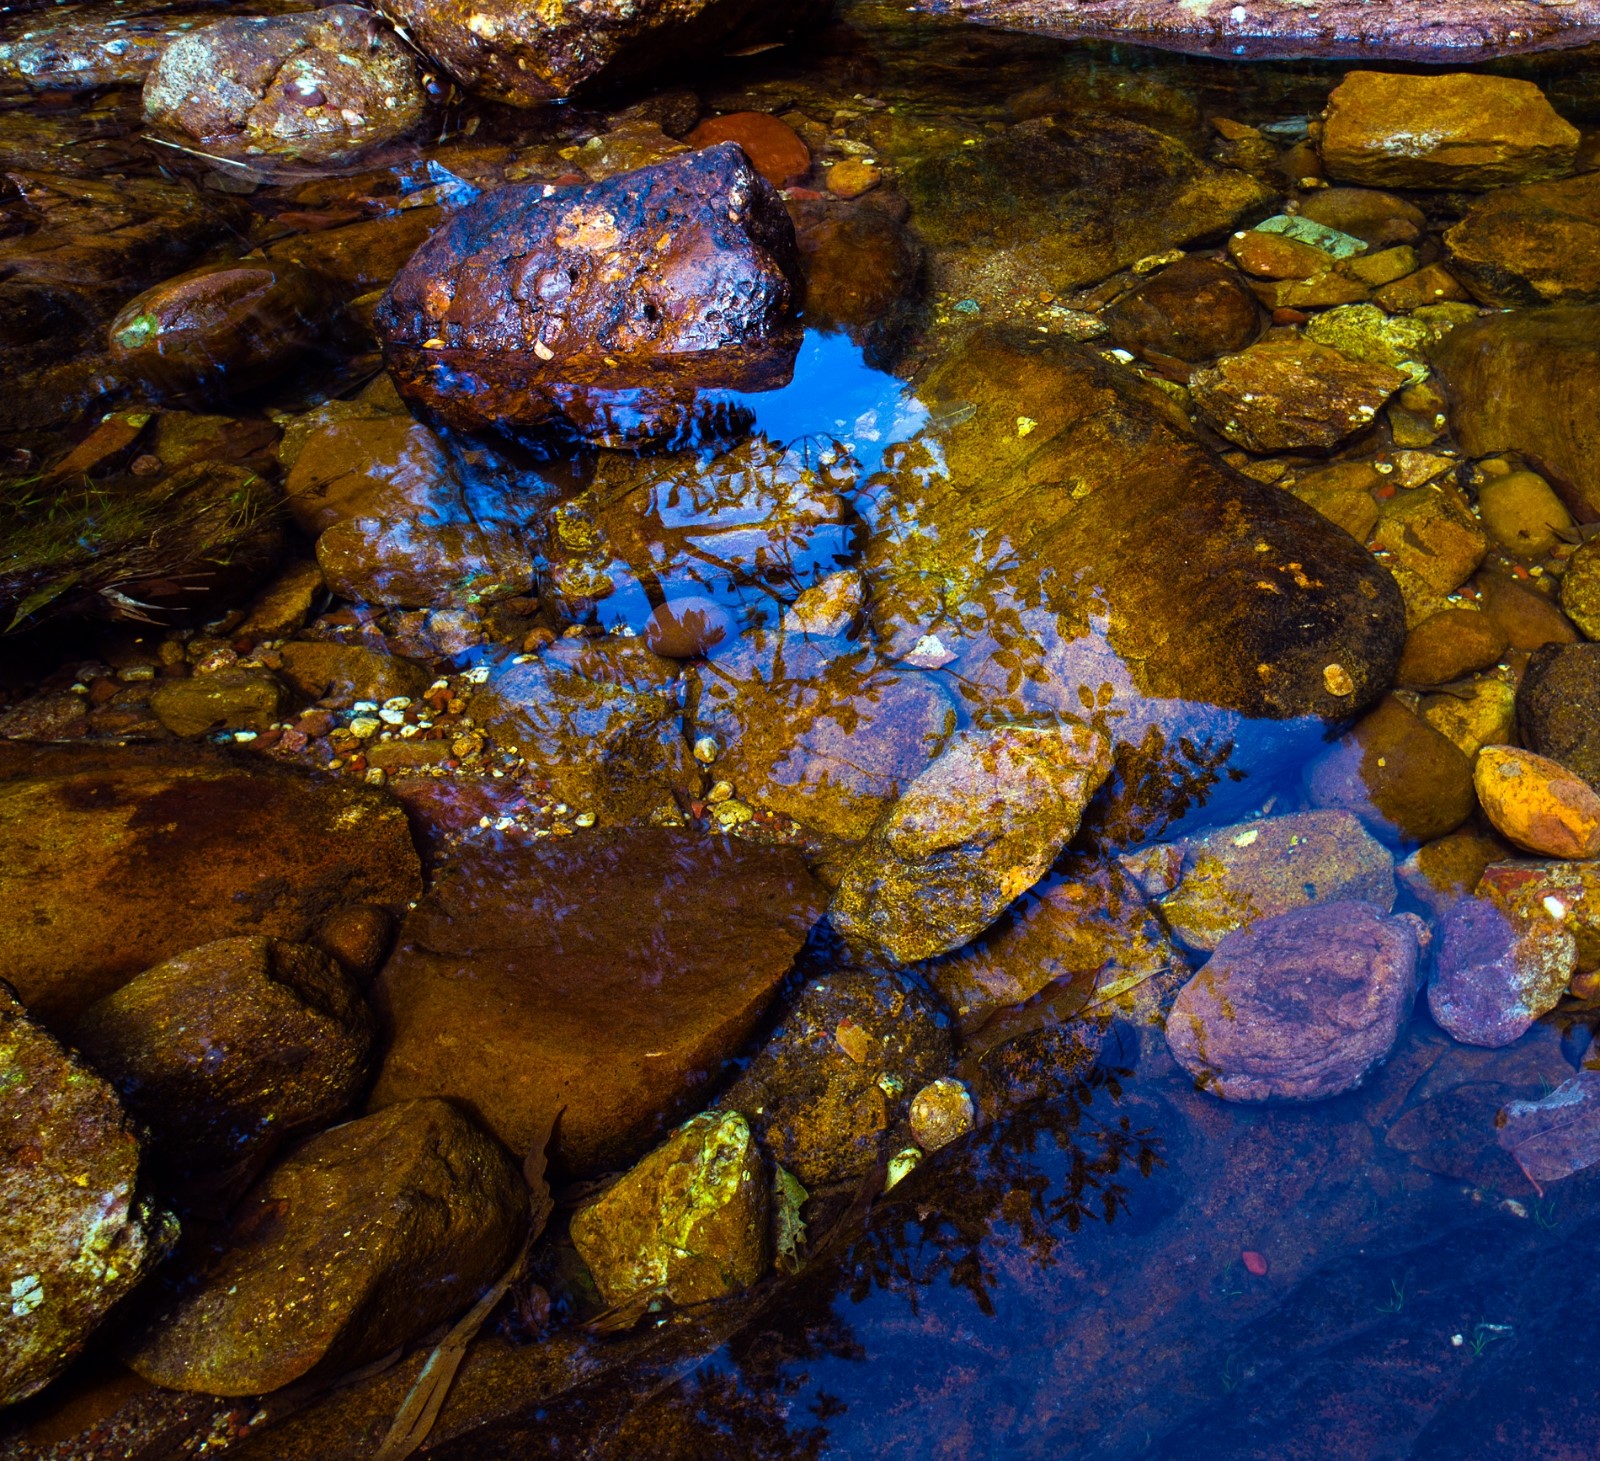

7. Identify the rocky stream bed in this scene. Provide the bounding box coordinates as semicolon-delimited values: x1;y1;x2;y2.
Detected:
4;0;1600;1456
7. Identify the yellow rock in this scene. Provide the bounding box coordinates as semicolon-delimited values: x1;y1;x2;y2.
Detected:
1475;745;1600;859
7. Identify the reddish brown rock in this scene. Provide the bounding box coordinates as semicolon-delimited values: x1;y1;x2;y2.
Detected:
1165;901;1423;1101
375;143;804;443
687;113;810;187
787;194;924;364
142;6;425;166
369;829;825;1173
125;1099;525;1396
916;0;1600;60
377;0;824;106
1104;256;1263;364
0;742;421;1022
0;984;171;1408
1396;607;1508;687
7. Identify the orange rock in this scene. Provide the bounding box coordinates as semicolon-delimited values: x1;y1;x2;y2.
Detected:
687;111;810;187
826;158;881;198
1475;745;1600;859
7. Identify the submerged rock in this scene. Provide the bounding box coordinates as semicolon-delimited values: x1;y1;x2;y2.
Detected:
1321;71;1579;190
1189;335;1407;453
905;115;1275;308
142;6;425;166
718;968;953;1187
72;936;374;1176
830;722;1113;965
861;328;1405;843
125;1099;526;1396
1103;256;1263;365
1434;306;1600;523
149;667;286;738
1499;1070;1600;1186
379;0;823;105
1153;810;1396;953
917;0;1600;61
570;1110;768;1309
1166;902;1423;1101
1445;172;1600;308
1518;645;1600;791
0;985;171;1408
376;145;803;444
370;830;824;1172
277;641;430;708
1428;892;1576;1048
0;742;421;1022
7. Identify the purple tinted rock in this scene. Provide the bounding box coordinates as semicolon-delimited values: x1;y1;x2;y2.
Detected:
1428;893;1576;1048
1165;901;1423;1101
917;0;1600;62
1499;1069;1600;1187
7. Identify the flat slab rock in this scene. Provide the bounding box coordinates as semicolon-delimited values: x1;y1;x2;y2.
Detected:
0;984;171;1407
0;743;421;1024
369;828;825;1173
917;0;1600;60
1499;1069;1600;1187
1166;901;1424;1101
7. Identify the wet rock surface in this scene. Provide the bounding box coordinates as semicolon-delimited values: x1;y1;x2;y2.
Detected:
1321;71;1579;190
142;5;425;166
1499;1070;1600;1185
1474;745;1600;860
1428;892;1576;1048
376;144;804;442
0;984;170;1408
571;1110;769;1308
831;722;1113;965
1103;255;1263;364
919;0;1600;60
1166;902;1423;1101
370;830;824;1171
125;1098;526;1396
1518;645;1600;791
1446;172;1600;308
0;743;421;1022
718;967;953;1187
71;936;375;1177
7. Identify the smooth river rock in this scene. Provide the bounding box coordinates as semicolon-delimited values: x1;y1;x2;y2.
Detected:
1428;891;1576;1048
1445;172;1600;308
125;1099;526;1396
916;0;1600;61
0;743;421;1023
1165;902;1424;1102
0;985;172;1408
369;829;825;1173
376;144;803;444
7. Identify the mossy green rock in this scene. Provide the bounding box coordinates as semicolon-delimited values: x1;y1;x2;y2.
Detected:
126;1099;526;1396
0;984;172;1408
570;1111;769;1308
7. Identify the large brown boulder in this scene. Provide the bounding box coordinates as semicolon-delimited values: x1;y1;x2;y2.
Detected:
1446;172;1600;308
861;328;1406;845
0;743;421;1023
125;1099;526;1396
142;6;425;166
375;0;825;105
1434;306;1600;523
916;0;1600;61
369;829;825;1173
0;985;172;1408
375;144;804;443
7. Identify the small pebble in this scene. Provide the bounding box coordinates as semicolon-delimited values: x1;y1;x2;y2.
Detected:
909;1076;976;1151
693;736;720;764
885;1147;923;1191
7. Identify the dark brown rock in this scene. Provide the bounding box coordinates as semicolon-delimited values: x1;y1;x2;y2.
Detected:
1297;189;1425;249
717;968;953;1187
0;742;421;1022
904;116;1276;310
1519;644;1600;790
916;0;1600;60
377;0;824;105
1446;172;1600;307
72;936;375;1175
1305;693;1477;844
107;260;331;401
1428;893;1575;1048
1165;901;1423;1101
1434;306;1600;523
369;830;825;1173
375;144;804;443
277;641;430;708
787;195;924;366
1103;256;1263;365
148;668;287;738
1396;607;1508;687
142;6;425;166
317;514;536;610
125;1099;526;1396
0;984;171;1408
